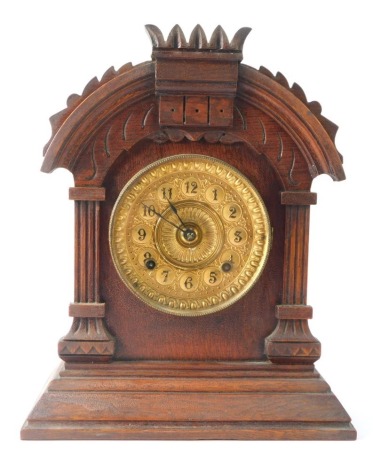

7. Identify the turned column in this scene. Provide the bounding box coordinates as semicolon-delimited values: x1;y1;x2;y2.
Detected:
58;187;115;363
265;191;321;364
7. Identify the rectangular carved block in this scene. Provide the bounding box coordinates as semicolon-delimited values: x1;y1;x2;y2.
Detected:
154;52;239;96
185;96;209;125
209;97;233;126
159;95;184;126
159;95;234;127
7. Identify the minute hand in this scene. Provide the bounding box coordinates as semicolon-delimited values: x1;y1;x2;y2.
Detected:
142;204;186;234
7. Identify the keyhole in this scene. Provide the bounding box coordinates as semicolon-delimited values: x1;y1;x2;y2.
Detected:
145;259;156;270
222;262;232;272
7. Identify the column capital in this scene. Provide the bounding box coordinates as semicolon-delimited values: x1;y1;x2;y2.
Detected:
281;191;317;206
275;305;313;320
69;302;106;318
69;187;106;201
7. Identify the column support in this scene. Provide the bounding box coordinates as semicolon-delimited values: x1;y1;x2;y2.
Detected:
58;187;115;363
265;191;321;364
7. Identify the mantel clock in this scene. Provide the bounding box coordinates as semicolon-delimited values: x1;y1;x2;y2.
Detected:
21;25;356;440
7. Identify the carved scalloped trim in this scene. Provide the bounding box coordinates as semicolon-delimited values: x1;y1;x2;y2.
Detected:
150;128;244;145
266;342;321;357
58;341;115;356
145;24;251;51
258;66;342;162
43;62;134;155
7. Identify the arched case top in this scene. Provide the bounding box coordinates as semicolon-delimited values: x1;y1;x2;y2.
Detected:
42;24;344;190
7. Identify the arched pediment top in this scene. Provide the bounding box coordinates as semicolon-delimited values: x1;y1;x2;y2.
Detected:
237;64;345;182
42;25;345;189
41;61;155;174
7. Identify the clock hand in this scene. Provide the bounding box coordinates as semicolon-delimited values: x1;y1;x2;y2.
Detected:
143;203;197;242
166;197;187;228
142;203;187;234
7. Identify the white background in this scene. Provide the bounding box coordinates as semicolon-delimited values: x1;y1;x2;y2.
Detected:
1;0;372;468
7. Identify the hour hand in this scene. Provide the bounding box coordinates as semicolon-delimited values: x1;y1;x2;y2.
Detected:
142;203;186;234
166;197;186;228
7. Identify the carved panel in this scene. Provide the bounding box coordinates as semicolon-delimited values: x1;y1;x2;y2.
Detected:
72;98;159;185
72;95;312;191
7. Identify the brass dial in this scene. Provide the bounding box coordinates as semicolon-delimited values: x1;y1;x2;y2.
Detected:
109;154;271;316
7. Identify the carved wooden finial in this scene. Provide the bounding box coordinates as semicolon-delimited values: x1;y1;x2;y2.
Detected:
145;24;165;47
209;25;230;49
230;27;252;50
189;25;208;49
146;25;251;128
166;24;187;48
145;24;251;52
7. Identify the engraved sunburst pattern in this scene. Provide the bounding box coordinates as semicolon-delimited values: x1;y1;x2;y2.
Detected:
109;154;271;316
156;202;224;268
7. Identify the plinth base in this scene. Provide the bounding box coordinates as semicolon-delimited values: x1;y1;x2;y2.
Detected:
21;361;356;440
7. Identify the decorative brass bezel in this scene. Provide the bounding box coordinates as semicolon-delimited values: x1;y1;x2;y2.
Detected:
109;154;271;316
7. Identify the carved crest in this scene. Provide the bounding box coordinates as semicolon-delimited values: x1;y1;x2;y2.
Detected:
42;25;344;187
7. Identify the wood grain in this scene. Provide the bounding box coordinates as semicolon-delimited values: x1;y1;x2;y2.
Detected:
101;141;284;360
21;362;356;440
22;24;355;440
21;422;357;441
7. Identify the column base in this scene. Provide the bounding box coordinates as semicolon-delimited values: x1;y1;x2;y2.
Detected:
58;316;115;363
265;338;321;364
58;340;115;363
265;307;321;364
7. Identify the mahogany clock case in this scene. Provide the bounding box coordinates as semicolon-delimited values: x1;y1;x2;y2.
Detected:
21;24;356;440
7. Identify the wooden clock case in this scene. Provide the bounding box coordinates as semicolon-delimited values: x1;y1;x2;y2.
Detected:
21;25;356;440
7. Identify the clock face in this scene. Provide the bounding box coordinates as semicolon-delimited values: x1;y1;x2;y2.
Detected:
109;154;271;316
